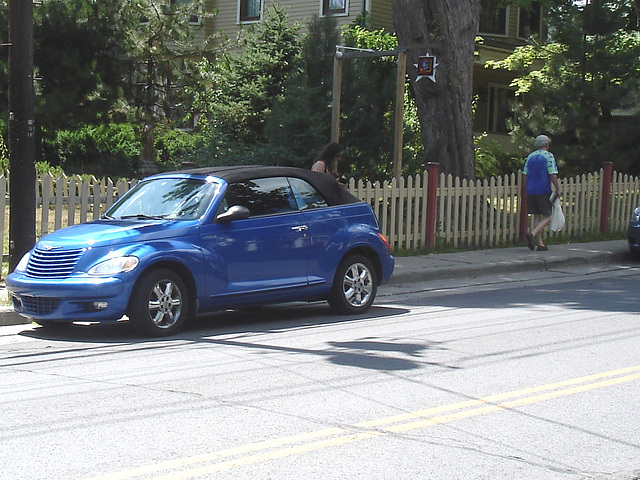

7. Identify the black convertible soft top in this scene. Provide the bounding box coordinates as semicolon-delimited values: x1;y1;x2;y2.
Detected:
169;165;360;207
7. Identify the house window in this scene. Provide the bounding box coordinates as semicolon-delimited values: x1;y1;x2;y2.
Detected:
487;85;515;134
518;2;542;39
240;0;261;22
479;0;508;36
322;0;348;16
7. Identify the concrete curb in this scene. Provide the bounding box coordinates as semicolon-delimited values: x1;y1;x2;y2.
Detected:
386;246;630;286
0;307;29;327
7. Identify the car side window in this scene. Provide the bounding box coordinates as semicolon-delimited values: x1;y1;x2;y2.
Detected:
223;177;297;217
288;177;328;211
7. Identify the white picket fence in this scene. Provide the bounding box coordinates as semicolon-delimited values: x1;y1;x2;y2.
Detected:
1;168;639;265
349;167;640;250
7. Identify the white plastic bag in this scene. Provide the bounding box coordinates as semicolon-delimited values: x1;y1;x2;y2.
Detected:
550;197;565;232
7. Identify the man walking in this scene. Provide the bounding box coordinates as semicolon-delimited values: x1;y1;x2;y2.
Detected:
522;134;561;251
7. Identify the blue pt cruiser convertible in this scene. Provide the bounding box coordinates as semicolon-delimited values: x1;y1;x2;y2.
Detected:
7;166;394;336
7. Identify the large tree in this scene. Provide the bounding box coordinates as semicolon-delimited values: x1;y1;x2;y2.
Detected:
392;0;481;179
130;0;219;174
33;0;137;131
490;0;640;175
190;5;301;144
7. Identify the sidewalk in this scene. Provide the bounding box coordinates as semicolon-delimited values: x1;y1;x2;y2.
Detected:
388;239;632;286
0;240;633;327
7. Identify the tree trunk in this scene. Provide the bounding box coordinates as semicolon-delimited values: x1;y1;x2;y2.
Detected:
392;0;480;179
138;124;159;177
138;53;158;177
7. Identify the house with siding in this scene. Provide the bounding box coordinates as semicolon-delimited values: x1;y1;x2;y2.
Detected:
192;0;542;147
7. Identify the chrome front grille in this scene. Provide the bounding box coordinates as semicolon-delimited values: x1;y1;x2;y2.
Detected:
26;247;85;279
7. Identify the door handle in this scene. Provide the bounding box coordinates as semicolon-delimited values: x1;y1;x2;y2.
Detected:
291;225;308;232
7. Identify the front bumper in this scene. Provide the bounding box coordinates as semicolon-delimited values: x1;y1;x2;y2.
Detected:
6;273;129;322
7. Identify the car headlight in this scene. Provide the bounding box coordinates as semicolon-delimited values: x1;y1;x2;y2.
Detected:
14;252;31;273
88;256;139;276
632;207;640;223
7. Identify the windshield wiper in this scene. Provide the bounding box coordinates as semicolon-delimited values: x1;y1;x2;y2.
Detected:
120;214;167;220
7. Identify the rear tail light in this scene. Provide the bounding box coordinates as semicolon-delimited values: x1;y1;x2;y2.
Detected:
378;232;391;251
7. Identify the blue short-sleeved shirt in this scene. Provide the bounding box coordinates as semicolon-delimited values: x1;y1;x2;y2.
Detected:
522;150;558;195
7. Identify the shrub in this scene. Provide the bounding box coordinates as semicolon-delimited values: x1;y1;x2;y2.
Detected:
154;129;207;171
49;124;141;178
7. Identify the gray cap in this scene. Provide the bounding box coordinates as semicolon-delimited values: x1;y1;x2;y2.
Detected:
534;134;550;148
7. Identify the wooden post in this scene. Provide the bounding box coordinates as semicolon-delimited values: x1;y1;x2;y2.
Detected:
393;52;406;180
518;171;529;241
330;53;342;143
599;161;613;234
426;162;439;250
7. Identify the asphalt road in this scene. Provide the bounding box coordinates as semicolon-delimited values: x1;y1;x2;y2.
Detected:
1;262;639;480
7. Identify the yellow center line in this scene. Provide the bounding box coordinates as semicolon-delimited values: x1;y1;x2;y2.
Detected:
83;365;640;480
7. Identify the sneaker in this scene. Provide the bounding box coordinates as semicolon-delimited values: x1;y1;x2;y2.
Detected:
526;233;535;251
536;245;549;251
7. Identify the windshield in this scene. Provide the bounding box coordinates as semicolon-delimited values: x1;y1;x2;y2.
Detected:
105;177;221;221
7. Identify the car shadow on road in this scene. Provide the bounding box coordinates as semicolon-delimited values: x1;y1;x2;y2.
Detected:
13;303;454;372
17;302;408;343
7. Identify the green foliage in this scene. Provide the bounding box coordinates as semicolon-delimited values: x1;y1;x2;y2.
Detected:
0;124;8;174
0;0;222;177
47;124;141;178
336;24;426;181
261;13;341;165
191;5;301;143
264;81;328;167
299;13;341;98
0;126;6;160
35;161;65;178
131;0;219;127
192;11;427;180
154;129;208;171
400;90;425;176
33;0;139;131
339;25;399;180
487;0;640;176
165;130;298;169
342;24;397;51
266;17;425;180
474;134;523;179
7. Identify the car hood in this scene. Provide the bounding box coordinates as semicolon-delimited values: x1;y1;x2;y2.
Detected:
36;219;196;250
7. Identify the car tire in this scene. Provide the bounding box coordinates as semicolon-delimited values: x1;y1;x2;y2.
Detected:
128;269;190;337
328;254;377;314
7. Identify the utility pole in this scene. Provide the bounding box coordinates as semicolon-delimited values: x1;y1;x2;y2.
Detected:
8;0;36;271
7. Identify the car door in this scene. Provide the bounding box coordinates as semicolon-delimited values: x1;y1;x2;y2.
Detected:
199;177;312;306
288;176;349;286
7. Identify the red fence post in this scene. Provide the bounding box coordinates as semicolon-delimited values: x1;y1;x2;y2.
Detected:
519;172;528;241
599;161;613;234
425;162;439;250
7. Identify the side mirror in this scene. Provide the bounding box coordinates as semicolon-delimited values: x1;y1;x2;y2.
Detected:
216;205;250;223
